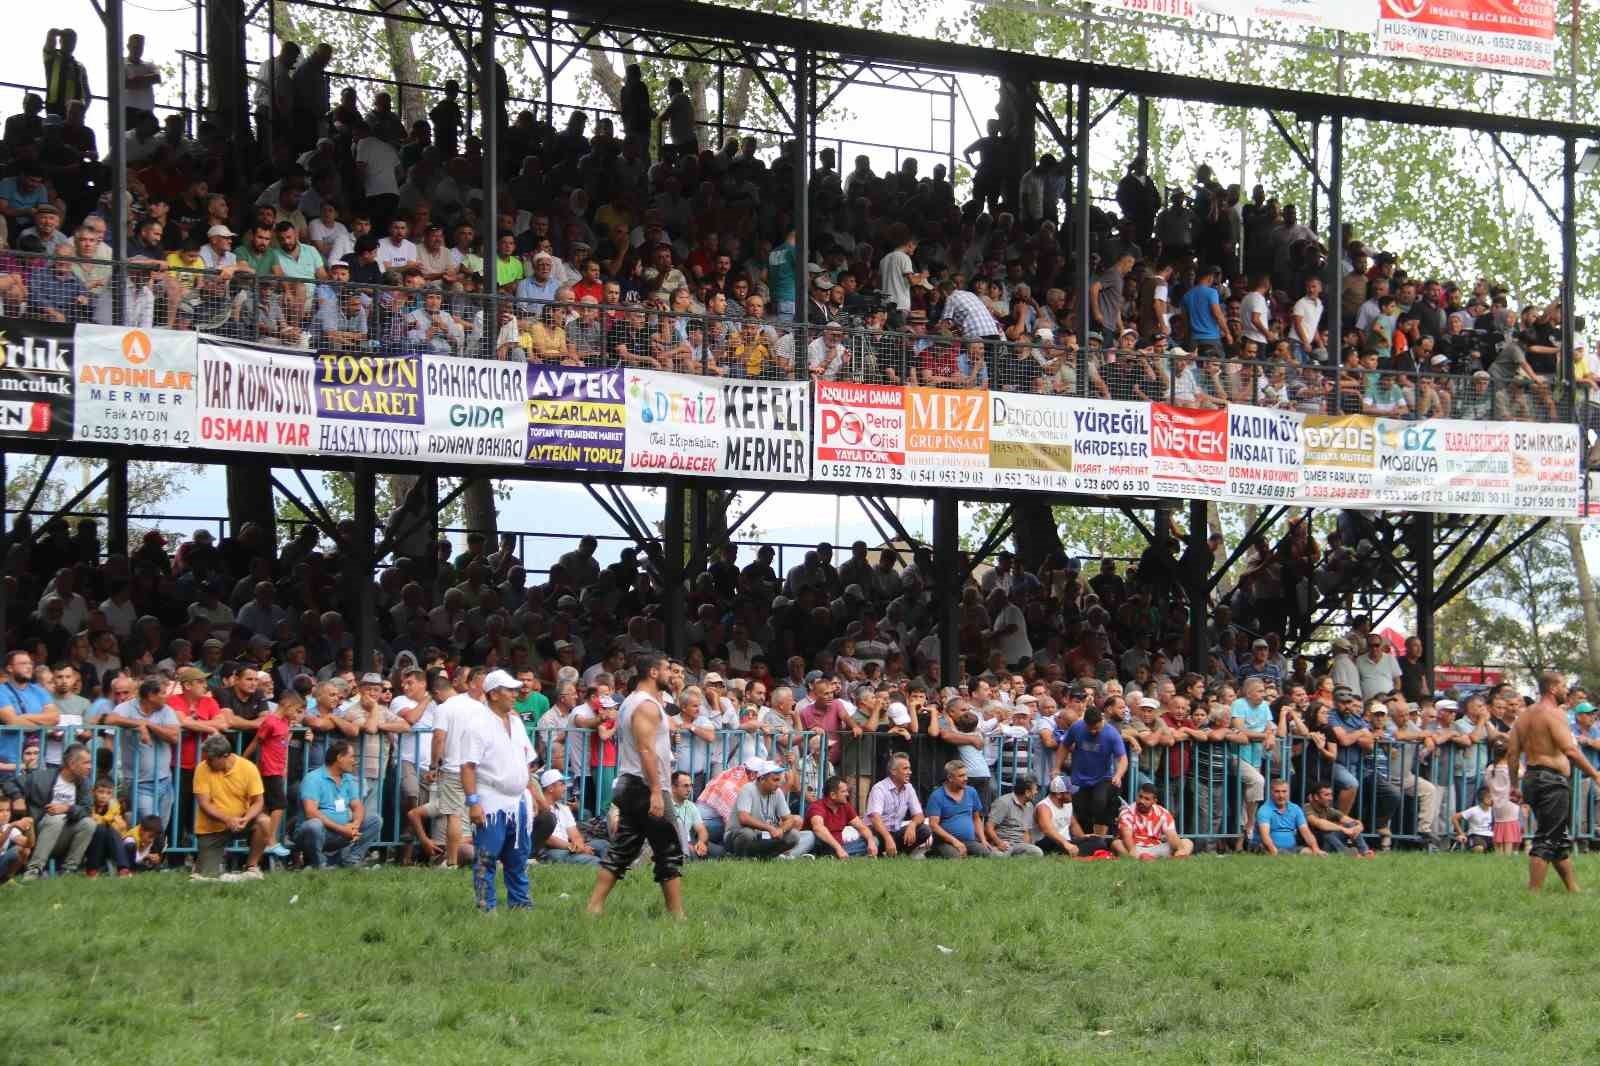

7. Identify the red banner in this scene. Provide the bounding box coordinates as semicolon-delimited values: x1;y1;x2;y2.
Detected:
1377;0;1556;77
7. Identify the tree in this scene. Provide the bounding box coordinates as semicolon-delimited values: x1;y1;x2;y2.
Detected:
5;457;207;544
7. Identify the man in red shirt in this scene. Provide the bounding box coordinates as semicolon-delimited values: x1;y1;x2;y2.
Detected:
169;666;224;838
804;775;878;859
798;673;854;767
1115;782;1193;860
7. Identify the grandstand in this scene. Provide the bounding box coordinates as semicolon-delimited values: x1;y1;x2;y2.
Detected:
0;0;1597;892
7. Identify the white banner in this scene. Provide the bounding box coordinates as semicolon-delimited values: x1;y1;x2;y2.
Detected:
419;354;528;464
195;336;318;453
73;324;197;448
1198;0;1379;33
623;370;810;481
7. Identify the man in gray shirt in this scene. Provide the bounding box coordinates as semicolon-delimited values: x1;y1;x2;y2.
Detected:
1089;254;1134;337
725;761;815;859
986;773;1044;857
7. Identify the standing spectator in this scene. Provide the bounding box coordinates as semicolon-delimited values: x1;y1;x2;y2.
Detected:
242;690;300;859
295;739;381;868
42;29;90;118
865;752;930;856
462;671;538;910
429;81;463;159
1229;677;1274;832
1058;703;1128;837
656;77;697;161
1254;778;1323;855
1114;781;1194;859
92;677;180;830
925;760;993;859
123;34;163;125
1356;634;1403;701
0;649;61;782
725;759;814;859
191;734;271;881
18;742;93;879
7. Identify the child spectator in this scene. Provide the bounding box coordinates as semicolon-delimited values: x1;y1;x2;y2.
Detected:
244;690;301;859
1451;786;1495;853
85;778;134;876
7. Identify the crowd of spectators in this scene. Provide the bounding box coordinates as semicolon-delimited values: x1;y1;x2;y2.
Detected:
3;506;1592;884
0;31;1584;432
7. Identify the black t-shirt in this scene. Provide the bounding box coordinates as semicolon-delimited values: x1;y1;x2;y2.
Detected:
216;687;267;722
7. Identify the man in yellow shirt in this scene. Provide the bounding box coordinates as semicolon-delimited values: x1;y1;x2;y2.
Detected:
192;734;270;881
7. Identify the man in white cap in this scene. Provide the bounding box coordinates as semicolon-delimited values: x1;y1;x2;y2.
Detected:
406;666;484;869
534;768;605;865
462;669;538;911
588;653;687;919
725;757;815;860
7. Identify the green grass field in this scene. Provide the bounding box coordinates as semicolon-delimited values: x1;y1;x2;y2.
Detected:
5;854;1598;1064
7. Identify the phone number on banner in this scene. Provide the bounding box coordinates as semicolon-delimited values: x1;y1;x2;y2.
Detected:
76;423;193;446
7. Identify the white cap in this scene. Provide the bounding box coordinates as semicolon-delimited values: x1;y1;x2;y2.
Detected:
743;756;767;774
483;669;522;693
887;701;912;726
758;760;785;777
538;769;565;789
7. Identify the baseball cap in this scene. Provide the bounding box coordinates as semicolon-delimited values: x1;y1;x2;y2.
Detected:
887;701;911;726
1577;701;1597;717
207;224;236;238
483;669;521;693
1067;685;1089;699
702;672;725;686
360;672;384;686
1139;697;1159;709
538;769;565;789
1333;685;1358;701
1251;638;1269;649
1435;699;1459;711
758;760;784;777
1048;775;1071;795
175;666;207;684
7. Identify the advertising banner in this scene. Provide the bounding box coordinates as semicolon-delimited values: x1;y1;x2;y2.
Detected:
1150;403;1229;498
197;337;318;453
1199;0;1378;32
526;364;625;471
419;354;527;464
622;370;810;481
314;353;425;458
0;318;73;439
903;387;990;488
73;324;197;448
814;381;906;485
1377;0;1555;77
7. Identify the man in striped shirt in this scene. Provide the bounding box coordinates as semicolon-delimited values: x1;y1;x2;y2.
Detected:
1114;782;1193;859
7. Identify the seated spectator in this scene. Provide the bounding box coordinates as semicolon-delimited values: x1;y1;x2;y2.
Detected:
535;769;606;865
192;734;271;881
18;742;93;879
1303;783;1371;857
1114;781;1193;859
986;773;1044;857
295;739;382;868
926;759;993;859
804;774;878;859
670;770;721;860
865;752;931;856
725;759;813;859
1253;778;1323;855
1451;786;1495;853
1033;774;1108;856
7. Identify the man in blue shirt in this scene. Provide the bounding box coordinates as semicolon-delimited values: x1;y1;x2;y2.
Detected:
92;677;180;830
1255;778;1323;855
294;739;381;868
1229;677;1274;832
1179;264;1231;359
0;649;61;781
925;761;993;858
1060;704;1129;836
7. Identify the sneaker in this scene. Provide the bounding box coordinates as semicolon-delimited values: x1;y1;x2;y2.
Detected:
85;869;100;879
236;867;265;881
117;869;133;878
265;844;292;859
19;869;41;882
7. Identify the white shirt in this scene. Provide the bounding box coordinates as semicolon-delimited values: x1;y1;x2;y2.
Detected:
432;693;486;774
390;694;435;771
1241;291;1271;343
1458;805;1493;837
460;709;535;819
98;597;137;640
1356;653;1403;701
309;218;353;266
547;802;578;847
125;60;161;113
376;237;418;274
1292;295;1323;346
807;336;847;380
355;136;402;198
879;248;914;311
992;602;1032;665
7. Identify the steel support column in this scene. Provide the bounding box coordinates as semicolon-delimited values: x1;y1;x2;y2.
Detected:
1325;114;1343;370
689;487;708;575
663;481;687;658
106;459;129;558
1188;498;1209;675
933;490;961;684
1562;137;1577;402
1074;80;1091;349
793;47;812;342
480;0;499;241
351;464;378;675
105;0;128;263
1136;94;1149;161
1412;512;1435;681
